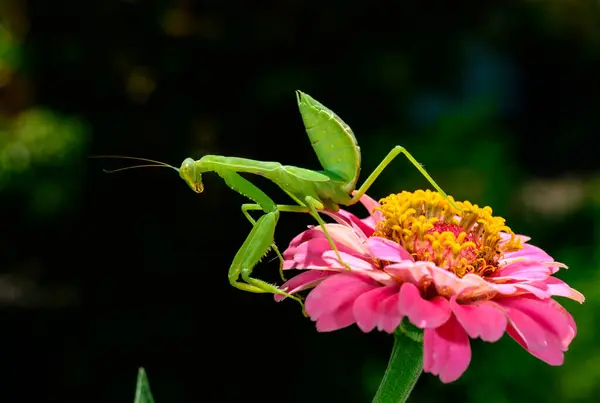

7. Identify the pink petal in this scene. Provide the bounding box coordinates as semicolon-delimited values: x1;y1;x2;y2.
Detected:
503;243;554;263
285;229;325;258
493;280;551;300
423;315;472;383
338;192;384;236
291;237;332;268
305;273;378;321
501;299;566;365
385;262;498;300
505;317;564;366
322;250;395;285
450;297;507;342
359;217;378;236
326;209;375;238
319;210;370;239
315;301;358;332
314;224;369;254
291;234;367;270
543;298;578;345
283;229;328;268
485;281;519;295
356;193;381;215
544;277;585;303
384;261;437;284
353;286;399;332
275;270;336;302
500;232;531;243
493;261;555;281
429;270;493;297
367;237;414;262
317;209;354;227
398;283;451;328
501;296;576;348
514;282;553;299
283;260;296;270
361;211;383;236
376;292;404;333
322;250;379;272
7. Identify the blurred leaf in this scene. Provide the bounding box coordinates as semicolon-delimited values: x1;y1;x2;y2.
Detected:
134;368;155;403
0;24;22;84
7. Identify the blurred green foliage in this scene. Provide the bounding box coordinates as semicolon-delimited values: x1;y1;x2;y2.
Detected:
0;108;88;215
0;24;22;82
0;1;89;217
134;368;155;403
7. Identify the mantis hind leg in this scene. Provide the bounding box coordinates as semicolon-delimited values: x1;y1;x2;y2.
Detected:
241;203;287;282
348;145;457;209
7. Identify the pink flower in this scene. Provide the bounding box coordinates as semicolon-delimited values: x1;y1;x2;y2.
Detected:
276;190;584;383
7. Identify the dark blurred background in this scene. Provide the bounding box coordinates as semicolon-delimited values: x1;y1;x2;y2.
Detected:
0;1;598;402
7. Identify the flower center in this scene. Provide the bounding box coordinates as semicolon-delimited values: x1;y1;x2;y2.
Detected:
373;189;523;278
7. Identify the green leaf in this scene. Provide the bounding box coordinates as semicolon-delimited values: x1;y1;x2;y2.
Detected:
134;368;155;403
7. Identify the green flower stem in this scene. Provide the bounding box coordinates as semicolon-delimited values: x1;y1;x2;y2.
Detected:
372;324;424;403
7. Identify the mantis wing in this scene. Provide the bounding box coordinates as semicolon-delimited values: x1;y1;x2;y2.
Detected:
282;165;331;182
296;91;361;192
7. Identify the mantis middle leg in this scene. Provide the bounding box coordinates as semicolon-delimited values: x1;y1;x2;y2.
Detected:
348;145;457;208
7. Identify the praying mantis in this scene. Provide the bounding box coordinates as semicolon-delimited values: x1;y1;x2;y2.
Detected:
96;91;452;308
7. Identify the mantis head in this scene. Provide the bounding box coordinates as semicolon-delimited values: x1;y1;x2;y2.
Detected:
179;157;204;193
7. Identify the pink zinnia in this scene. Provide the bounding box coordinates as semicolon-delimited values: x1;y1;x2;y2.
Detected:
275;190;584;383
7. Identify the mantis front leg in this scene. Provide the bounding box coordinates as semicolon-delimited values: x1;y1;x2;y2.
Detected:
240;204;287;281
215;169;304;309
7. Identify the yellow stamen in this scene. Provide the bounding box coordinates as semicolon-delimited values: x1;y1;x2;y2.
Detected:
373;190;522;278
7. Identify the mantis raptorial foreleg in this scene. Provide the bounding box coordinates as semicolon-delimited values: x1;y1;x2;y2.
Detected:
242;199;352;273
215;170;304;308
242;203;315;282
349;145;457;209
241;204;287;281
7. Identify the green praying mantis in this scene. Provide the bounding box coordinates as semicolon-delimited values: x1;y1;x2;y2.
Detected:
95;91;453;309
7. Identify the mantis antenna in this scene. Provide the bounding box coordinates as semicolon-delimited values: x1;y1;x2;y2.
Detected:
89;155;179;172
102;164;174;174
